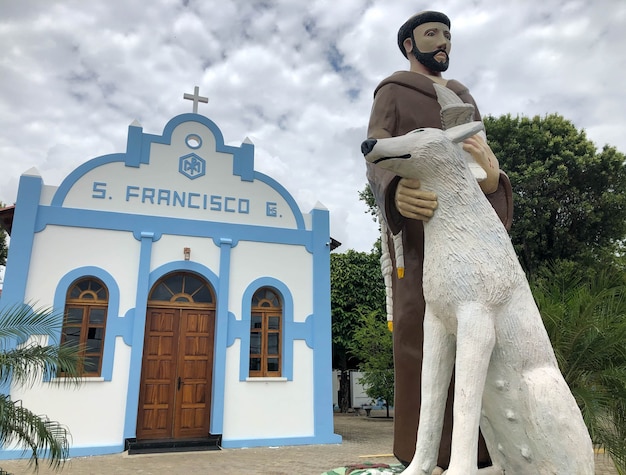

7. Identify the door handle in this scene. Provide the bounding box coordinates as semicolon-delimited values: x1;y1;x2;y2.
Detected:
177;377;182;390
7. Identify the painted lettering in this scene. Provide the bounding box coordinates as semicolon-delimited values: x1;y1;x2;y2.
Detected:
173;191;185;207
126;186;140;201
210;195;221;211
142;188;155;204
239;199;250;214
158;189;171;206
225;196;236;212
92;182;107;199
122;185;256;216
266;202;277;217
188;192;200;209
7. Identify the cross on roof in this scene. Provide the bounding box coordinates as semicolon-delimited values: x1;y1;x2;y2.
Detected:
183;86;209;114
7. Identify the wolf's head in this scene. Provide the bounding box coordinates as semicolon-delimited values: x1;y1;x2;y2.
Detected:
362;121;486;182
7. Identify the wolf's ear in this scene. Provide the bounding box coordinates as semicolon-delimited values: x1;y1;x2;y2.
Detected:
444;121;485;144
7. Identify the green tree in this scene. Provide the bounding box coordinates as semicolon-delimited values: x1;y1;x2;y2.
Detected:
485;114;626;275
0;230;6;267
331;249;385;412
349;309;394;418
531;261;626;474
0;304;83;473
358;186;377;220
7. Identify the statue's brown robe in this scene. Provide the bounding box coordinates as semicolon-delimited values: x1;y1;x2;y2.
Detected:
367;71;513;468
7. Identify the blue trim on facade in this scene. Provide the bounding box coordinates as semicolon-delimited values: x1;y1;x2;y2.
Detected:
0;444;125;460
51;267;122;381
37;203;309;236
0;174;43;396
252;171;305;231
122;232;155;440
125;123;143;167
51;154;127;208
0;174;43;309
310;207;341;443
210;239;232;435
293;314;315;349
34;206;309;242
237;278;306;382
233;140;254;182
49;114;305;232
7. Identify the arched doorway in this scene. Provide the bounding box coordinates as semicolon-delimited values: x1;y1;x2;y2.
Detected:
136;272;216;440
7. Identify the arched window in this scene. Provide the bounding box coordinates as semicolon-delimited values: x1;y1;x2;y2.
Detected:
148;272;214;306
61;277;108;376
249;287;282;377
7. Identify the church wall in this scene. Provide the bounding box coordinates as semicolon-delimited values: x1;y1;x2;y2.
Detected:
228;241;313;322
0;111;340;459
150;234;221;272
221;339;314;446
25;226;140;310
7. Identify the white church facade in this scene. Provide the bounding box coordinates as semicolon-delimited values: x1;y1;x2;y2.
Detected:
0;91;340;458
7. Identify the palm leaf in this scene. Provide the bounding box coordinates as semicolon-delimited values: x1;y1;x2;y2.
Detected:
0;303;63;344
531;261;626;472
0;394;70;470
0;302;84;471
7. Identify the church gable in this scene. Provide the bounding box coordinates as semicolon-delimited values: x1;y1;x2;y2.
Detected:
51;114;304;230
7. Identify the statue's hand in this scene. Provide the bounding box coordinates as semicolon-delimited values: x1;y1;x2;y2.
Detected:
395;178;438;221
462;134;500;194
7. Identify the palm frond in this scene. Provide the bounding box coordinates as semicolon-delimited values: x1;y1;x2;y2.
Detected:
0;303;63;344
0;343;84;388
0;302;84;471
0;394;71;470
531;260;626;472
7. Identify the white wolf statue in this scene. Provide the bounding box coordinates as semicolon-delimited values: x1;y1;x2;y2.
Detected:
361;86;594;475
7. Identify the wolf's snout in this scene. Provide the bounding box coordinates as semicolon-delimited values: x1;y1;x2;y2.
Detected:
361;139;377;156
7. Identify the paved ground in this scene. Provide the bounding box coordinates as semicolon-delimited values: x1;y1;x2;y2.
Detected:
1;411;619;474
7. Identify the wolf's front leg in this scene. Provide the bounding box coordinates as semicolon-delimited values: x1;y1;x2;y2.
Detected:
445;302;495;475
403;307;455;475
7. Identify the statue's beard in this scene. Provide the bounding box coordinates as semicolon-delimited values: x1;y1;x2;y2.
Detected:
412;46;449;72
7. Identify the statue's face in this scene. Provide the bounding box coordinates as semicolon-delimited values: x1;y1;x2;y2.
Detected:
409;21;451;72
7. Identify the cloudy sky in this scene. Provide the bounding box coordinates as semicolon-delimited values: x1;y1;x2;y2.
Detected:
1;0;624;253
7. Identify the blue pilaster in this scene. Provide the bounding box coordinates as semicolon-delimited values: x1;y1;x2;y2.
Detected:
210;237;233;434
123;231;156;439
0;173;43;309
311;206;341;443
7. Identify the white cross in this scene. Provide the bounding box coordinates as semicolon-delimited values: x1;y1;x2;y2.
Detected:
183;86;209;114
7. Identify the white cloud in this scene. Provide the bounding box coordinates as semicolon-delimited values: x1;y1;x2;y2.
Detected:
1;0;625;253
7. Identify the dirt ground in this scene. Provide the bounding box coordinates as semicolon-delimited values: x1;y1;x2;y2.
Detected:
0;411;619;475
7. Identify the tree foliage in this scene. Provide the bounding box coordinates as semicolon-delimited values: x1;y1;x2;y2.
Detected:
531;261;626;473
485;114;626;275
331;249;386;358
0;304;83;473
0;230;6;267
358;186;377;221
349;309;394;417
330;249;385;411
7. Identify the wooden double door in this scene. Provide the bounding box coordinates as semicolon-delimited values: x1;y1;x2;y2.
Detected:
136;307;215;440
